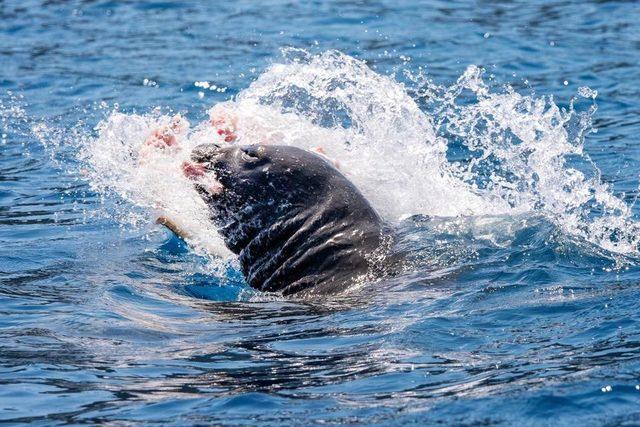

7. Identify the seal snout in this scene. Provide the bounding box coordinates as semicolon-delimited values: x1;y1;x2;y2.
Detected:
183;144;221;180
183;143;227;198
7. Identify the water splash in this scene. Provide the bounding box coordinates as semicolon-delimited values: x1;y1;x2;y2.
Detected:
417;64;639;256
78;109;232;259
0;92;29;147
36;49;640;260
232;48;503;219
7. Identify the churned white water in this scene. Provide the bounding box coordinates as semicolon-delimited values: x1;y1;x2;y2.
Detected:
80;49;640;259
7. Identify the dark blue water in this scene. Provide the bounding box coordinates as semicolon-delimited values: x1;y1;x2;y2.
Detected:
3;1;640;425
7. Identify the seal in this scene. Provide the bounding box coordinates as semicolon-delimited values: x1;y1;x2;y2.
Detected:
188;143;387;296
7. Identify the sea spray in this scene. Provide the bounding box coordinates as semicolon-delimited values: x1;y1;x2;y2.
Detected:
232;49;503;219
79;110;233;259
419;64;640;255
25;49;640;261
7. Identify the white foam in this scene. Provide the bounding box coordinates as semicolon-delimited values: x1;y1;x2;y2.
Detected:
231;50;503;220
77;49;640;259
79;111;232;258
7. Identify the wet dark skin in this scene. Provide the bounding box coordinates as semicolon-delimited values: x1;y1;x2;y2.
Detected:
189;143;387;296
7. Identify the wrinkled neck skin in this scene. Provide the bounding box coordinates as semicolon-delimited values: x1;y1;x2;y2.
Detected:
213;188;387;297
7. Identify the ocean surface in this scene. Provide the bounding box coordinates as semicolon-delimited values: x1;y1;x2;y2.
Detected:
3;0;640;425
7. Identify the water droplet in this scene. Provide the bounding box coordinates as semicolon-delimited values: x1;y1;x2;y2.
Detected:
578;86;598;99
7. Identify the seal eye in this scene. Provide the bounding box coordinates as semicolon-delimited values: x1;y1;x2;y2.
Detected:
240;148;260;162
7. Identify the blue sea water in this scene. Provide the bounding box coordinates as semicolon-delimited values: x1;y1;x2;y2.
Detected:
3;0;640;425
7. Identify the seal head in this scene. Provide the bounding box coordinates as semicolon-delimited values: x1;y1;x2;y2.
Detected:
190;143;385;296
